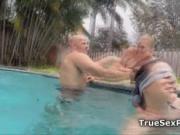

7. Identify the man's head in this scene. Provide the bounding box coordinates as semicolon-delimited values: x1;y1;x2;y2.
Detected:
120;47;152;69
68;34;89;53
137;34;154;54
133;60;177;109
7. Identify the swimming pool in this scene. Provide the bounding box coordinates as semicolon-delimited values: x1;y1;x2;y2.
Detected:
0;69;135;135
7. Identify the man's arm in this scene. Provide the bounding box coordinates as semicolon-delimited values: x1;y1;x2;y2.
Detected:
96;56;120;68
72;52;131;80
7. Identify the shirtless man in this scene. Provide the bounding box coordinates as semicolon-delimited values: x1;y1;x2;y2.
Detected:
120;34;155;69
136;34;154;54
60;34;132;100
88;34;155;82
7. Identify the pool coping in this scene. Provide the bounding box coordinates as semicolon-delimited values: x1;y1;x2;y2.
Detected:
90;80;180;97
0;65;179;97
89;80;134;95
0;65;59;79
0;66;134;94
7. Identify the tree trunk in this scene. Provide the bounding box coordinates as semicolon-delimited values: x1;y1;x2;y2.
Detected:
89;10;97;37
109;3;116;48
1;6;6;64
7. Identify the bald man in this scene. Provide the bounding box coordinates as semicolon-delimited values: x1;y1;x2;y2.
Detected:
137;34;154;54
59;34;132;101
116;34;155;72
86;34;155;82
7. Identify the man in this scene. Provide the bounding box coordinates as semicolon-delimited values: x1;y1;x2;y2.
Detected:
122;60;180;135
60;34;132;101
89;34;155;82
118;34;155;70
136;34;154;54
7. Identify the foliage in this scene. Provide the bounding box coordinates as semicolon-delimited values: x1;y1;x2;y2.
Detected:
29;65;59;74
1;0;180;66
130;0;180;49
0;0;89;66
88;0;130;50
177;78;180;84
90;27;127;51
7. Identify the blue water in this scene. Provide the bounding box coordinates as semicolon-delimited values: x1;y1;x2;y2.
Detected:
0;69;135;135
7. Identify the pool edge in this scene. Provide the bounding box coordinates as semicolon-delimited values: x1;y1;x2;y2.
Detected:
0;66;179;97
0;66;59;79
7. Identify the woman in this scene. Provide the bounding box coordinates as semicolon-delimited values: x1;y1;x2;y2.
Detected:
122;59;180;135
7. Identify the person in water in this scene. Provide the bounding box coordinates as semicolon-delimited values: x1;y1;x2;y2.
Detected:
86;34;155;82
122;59;180;135
60;34;132;101
90;33;155;81
136;34;155;54
119;34;155;70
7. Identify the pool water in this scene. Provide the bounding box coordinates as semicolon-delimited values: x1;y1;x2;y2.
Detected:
0;69;135;135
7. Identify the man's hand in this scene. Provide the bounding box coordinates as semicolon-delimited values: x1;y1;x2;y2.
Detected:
112;62;133;80
120;47;152;69
86;75;95;83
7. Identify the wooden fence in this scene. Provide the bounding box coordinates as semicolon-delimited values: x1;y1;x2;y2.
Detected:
89;50;180;77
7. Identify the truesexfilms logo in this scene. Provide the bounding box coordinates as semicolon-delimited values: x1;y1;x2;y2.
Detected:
139;119;180;127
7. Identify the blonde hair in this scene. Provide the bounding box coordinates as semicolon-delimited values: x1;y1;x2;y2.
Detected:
140;34;155;49
68;34;89;46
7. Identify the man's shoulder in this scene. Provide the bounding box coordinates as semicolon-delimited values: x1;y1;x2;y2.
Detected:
65;51;82;58
71;51;89;58
65;52;90;64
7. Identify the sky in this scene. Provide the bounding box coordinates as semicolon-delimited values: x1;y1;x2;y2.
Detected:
83;4;139;44
8;0;139;44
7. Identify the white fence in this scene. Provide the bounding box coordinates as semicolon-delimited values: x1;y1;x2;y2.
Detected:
89;50;180;77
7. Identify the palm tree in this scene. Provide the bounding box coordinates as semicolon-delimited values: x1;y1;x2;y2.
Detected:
13;0;89;65
88;0;130;37
0;0;89;66
0;0;13;64
88;0;130;49
0;0;6;63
